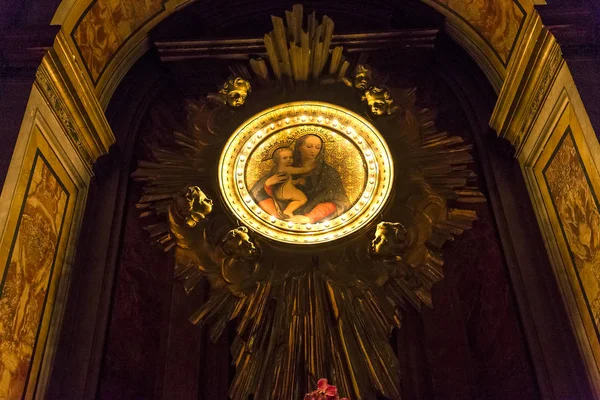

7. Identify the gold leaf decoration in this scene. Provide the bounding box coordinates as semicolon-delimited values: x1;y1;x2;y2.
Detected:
132;5;484;399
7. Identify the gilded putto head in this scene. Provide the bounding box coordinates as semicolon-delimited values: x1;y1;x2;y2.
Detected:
361;86;398;117
219;77;252;107
370;221;408;259
174;185;213;227
221;226;258;260
351;64;373;90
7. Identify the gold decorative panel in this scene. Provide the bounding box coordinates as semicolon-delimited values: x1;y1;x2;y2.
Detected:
430;0;526;65
0;126;76;399
532;102;600;379
543;128;600;335
72;0;166;83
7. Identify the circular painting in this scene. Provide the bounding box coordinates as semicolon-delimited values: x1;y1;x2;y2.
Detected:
219;101;393;244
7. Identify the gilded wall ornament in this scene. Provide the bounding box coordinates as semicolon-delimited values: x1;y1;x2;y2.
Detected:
132;5;485;400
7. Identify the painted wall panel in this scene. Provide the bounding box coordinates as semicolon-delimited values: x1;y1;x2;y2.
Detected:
0;123;78;399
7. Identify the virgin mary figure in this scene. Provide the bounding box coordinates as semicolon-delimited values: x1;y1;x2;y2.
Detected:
250;134;350;224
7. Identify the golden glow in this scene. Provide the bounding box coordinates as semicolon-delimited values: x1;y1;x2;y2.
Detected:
219;101;394;244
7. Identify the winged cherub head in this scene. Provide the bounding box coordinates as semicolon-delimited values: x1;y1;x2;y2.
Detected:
352;64;373;90
361;86;398;117
220;226;258;260
219;77;252;107
370;221;409;260
174;185;213;228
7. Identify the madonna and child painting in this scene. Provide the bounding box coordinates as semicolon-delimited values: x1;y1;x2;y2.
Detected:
248;132;365;224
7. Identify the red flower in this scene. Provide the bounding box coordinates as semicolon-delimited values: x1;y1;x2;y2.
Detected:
318;378;338;398
304;378;349;400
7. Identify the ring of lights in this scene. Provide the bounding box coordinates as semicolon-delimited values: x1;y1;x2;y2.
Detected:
219;101;394;245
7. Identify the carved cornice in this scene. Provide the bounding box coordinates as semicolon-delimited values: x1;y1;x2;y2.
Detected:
490;12;564;156
154;29;439;61
35;31;115;172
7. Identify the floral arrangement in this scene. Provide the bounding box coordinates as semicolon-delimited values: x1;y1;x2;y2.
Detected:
304;379;349;400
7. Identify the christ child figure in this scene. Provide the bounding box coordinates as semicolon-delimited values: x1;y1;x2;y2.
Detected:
271;147;314;219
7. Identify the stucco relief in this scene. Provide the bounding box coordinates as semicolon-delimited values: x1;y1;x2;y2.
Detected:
545;132;600;331
433;0;525;63
72;0;165;82
0;156;68;399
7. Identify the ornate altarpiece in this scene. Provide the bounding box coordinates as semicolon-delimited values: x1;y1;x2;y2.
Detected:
132;6;485;399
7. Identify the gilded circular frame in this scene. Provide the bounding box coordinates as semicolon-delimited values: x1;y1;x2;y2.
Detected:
219;101;393;245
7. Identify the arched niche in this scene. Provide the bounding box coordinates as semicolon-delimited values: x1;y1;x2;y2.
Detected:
44;5;593;400
1;1;600;399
